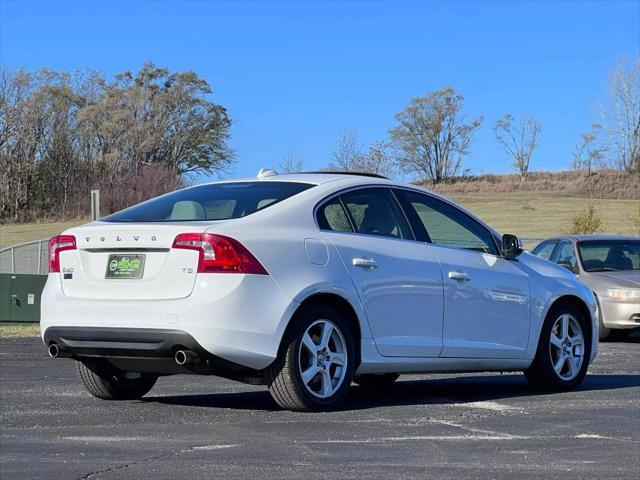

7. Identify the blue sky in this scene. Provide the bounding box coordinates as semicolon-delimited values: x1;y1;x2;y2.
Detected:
1;0;638;180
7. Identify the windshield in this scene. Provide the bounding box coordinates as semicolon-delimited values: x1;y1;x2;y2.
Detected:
103;181;314;222
577;240;640;272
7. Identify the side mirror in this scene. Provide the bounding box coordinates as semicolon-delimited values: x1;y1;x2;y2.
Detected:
558;261;576;274
501;234;522;260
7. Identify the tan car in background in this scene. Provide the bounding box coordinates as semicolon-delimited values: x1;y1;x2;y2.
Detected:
532;235;640;340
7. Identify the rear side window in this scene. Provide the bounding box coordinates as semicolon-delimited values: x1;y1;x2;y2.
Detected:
317;198;353;232
104;182;314;222
339;189;413;240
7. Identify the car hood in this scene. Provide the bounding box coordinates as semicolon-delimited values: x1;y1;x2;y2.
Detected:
517;252;579;281
583;270;640;291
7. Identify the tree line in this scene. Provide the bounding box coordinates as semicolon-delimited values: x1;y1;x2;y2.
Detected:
0;62;233;223
1;57;637;224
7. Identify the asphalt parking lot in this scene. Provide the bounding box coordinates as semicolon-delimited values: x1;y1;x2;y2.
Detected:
1;336;638;480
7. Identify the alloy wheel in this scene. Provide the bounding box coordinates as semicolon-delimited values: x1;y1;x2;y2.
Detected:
297;319;348;398
549;313;585;381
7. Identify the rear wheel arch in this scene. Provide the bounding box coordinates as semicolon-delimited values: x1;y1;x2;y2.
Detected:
283;293;362;369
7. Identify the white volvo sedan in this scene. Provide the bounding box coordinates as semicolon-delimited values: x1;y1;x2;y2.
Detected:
41;171;598;411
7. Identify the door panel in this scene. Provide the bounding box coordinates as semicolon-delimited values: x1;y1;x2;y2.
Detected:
327;232;444;357
432;247;531;358
317;187;444;357
395;189;531;359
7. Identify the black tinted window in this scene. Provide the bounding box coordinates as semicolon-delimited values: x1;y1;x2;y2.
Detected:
398;190;497;254
340;189;413;240
317;198;353;232
104;182;313;222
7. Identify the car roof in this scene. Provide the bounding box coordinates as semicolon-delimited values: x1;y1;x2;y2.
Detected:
544;234;640;243
190;170;503;238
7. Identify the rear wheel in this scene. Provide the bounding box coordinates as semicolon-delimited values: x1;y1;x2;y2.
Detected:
353;373;399;388
267;304;355;411
77;358;157;400
525;302;590;390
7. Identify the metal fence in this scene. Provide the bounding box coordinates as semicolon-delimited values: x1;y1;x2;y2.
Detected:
0;239;50;275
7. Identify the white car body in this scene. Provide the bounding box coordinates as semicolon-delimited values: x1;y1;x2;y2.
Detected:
41;173;598;388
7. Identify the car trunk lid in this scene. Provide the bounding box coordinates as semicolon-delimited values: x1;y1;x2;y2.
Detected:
57;223;219;300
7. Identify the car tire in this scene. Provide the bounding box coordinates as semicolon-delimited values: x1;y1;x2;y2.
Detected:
353;373;399;388
595;295;613;341
77;358;157;400
598;317;613;341
267;304;355;411
525;301;591;391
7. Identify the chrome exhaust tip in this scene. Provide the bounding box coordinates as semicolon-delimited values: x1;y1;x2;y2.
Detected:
175;349;199;366
48;344;60;358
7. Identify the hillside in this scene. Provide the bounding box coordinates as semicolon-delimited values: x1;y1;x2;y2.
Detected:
425;169;639;200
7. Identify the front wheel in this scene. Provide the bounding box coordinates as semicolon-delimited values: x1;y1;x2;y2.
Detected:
525;302;591;390
77;358;157;400
267;304;355;411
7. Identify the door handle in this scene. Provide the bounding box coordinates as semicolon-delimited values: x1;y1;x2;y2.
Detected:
353;257;379;269
448;271;470;282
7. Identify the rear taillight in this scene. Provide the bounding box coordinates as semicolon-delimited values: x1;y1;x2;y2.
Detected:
49;235;77;273
172;233;268;275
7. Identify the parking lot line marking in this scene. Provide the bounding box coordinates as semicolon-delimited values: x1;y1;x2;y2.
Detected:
304;434;531;443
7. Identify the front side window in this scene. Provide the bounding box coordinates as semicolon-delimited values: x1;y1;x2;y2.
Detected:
555;242;578;272
337;188;413;240
104;182;314;222
532;240;558;260
578;240;640;272
397;190;497;254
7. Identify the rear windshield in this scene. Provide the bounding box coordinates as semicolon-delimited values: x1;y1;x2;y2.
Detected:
578;240;640;272
103;181;314;222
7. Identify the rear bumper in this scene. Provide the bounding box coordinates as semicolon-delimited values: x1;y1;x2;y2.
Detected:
40;272;297;370
43;326;209;359
43;326;269;382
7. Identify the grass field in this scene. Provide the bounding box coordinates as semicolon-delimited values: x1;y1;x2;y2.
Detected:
445;193;639;241
0;219;87;249
0;323;40;337
0;193;638;250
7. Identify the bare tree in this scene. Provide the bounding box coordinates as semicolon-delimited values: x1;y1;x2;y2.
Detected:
572;126;607;176
493;114;542;180
361;141;393;177
389;87;482;183
600;57;639;173
329;130;393;177
331;129;364;171
279;153;305;173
